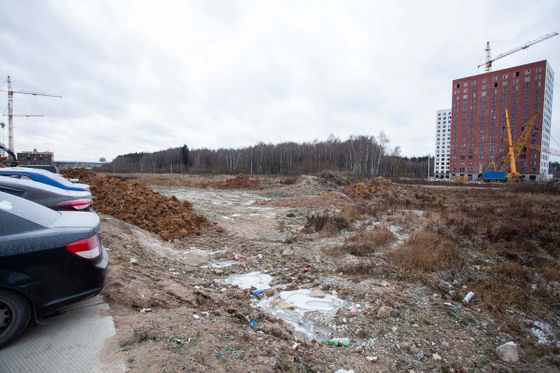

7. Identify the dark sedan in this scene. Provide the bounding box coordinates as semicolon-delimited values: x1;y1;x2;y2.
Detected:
0;191;107;348
0;176;93;211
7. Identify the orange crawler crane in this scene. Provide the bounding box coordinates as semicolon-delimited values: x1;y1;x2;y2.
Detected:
484;109;539;182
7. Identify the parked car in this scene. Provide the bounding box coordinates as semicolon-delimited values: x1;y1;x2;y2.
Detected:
0;191;107;348
17;164;59;174
0;176;92;211
0;167;89;192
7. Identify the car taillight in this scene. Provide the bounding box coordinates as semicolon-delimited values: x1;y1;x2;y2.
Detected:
57;198;92;210
66;235;101;259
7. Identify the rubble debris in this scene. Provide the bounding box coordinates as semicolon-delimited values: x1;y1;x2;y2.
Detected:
376;305;395;318
496;341;519;362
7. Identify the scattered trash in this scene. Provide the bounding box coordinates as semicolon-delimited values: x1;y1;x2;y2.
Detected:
201;311;209;318
496;341;519;362
139;307;152;313
248;319;257;328
251;289;266;296
433;353;442;361
129;258;138;264
192;314;200;319
334;369;354;373
170;338;185;352
327;338;350;347
366;356;377;362
303;265;311;273
463;291;475;304
226;271;272;290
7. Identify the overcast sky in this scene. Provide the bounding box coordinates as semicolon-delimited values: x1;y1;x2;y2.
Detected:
1;0;559;161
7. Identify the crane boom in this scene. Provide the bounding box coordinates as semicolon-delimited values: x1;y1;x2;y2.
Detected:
478;32;558;71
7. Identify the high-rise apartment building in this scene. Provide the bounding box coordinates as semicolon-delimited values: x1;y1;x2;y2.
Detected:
450;60;554;180
434;109;451;179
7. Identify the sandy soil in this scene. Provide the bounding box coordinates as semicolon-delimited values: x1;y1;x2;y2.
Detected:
98;175;560;372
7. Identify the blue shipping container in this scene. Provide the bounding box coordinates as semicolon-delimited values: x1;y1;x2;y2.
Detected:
482;171;507;181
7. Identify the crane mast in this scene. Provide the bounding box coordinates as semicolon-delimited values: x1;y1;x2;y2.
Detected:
3;76;61;153
478;32;558;71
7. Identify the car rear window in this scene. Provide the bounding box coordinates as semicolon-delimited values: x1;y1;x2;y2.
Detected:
0;192;60;230
0;210;42;236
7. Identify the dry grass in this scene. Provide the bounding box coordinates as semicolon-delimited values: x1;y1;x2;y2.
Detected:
329;227;395;256
388;231;461;272
304;212;350;236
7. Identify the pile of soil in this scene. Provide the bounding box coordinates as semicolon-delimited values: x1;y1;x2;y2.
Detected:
260;191;352;208
62;168;210;240
218;175;261;189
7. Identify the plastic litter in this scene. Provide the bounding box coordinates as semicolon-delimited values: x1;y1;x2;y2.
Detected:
463;291;475;303
139;307;152;313
334;369;354;373
251;289;266;296
327;338;350;347
248;319;257;328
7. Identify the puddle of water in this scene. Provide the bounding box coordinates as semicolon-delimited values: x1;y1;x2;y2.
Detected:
258;289;345;341
212;260;237;268
225;271;272;289
187;247;226;256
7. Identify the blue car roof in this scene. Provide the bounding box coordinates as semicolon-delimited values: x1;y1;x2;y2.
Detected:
0;167;86;192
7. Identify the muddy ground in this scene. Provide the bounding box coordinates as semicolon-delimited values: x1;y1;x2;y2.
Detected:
98;174;560;373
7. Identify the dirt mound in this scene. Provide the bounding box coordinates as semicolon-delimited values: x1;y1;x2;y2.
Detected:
218;175;261;189
260;191;352;209
62;168;210;240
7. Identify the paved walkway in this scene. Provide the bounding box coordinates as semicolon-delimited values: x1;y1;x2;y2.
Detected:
0;296;125;373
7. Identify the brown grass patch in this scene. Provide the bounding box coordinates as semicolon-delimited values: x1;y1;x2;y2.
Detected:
329;227;395;256
388;231;461;272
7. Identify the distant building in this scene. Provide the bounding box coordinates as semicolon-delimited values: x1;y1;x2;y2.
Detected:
17;149;54;165
450;60;554;180
434;109;451;179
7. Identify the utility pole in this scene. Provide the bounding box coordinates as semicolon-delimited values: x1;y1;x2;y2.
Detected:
3;76;61;153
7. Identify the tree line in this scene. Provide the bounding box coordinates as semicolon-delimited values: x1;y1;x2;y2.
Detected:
103;134;431;178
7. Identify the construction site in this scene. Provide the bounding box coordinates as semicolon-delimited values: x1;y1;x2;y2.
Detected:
1;2;560;373
55;169;560;372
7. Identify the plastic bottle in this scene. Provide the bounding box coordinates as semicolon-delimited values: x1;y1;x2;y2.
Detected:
327;338;350;347
463;291;475;303
250;289;265;296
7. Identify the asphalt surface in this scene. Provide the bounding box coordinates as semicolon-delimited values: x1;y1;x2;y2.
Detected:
0;296;125;373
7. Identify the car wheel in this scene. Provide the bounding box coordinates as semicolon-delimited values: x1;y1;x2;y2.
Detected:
0;289;31;349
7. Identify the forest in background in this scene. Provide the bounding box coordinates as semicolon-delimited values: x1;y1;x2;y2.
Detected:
102;134;432;178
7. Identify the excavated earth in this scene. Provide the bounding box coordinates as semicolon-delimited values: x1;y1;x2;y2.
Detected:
76;171;560;373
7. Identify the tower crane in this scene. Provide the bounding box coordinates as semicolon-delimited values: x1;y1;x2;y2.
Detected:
1;76;61;153
478;32;558;71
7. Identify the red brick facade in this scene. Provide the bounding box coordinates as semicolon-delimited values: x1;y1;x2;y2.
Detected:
450;60;549;177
